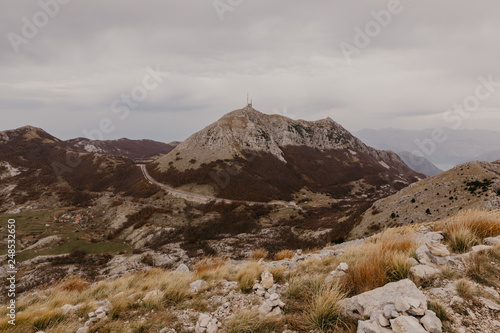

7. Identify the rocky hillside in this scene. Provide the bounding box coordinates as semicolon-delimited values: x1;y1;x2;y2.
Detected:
0;126;157;214
66;137;178;160
350;160;500;239
1;209;499;333
149;106;423;202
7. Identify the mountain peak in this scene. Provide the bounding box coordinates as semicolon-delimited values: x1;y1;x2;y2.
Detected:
155;106;388;172
0;125;59;143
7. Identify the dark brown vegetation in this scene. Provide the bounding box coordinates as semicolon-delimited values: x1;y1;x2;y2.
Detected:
66;137;177;160
0;127;158;209
148;146;421;202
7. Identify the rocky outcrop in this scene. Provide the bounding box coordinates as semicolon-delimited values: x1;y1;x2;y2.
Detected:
157;107;396;171
195;313;220;333
341;279;440;333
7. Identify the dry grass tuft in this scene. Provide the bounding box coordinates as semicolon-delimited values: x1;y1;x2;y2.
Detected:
59;275;89;292
226;310;283;333
343;228;417;295
269;266;286;284
237;262;264;293
305;283;354;332
274;249;295;261
251;248;269;260
466;249;500;288
447;228;479;253
455;279;475;300
436;209;500;253
428;300;451;323
286;274;325;301
193;256;232;282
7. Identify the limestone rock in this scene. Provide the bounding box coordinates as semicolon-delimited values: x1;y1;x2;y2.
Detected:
195;313;218;333
76;327;89;333
337;262;349;272
415;245;435;266
357;319;394;333
410;264;440;279
426;241;450;257
394;297;410;313
175;263;190;273
407;258;419;267
472;245;492;252
260;271;274;289
421;310;443;333
480;297;500;310
190;280;208;292
340;279;427;319
60;303;82;315
484;236;500;245
390;316;427;333
143;290;164;301
258;301;272;315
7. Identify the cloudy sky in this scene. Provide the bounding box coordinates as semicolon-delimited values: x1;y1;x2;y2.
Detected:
1;1;500;142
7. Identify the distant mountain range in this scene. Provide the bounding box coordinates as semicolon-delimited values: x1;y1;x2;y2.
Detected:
396;151;443;177
355;128;500;171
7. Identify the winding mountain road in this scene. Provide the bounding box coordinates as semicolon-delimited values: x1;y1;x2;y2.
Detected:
138;164;300;209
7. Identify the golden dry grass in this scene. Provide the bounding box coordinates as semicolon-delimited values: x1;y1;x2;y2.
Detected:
193;256;233;282
269;265;286;284
465;245;500;288
58;275;90;292
274;249;295;261
251;248;269;260
0;268;194;331
5;210;496;332
226;310;283;332
342;228;417;295
455;279;475;300
305;283;353;332
436;209;500;252
236;262;264;293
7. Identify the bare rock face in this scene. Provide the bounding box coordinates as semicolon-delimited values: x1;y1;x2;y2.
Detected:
420;310;443;333
390;316;428;333
157;107;378;171
150;106;421;203
195;313;219;333
410;265;440;279
340;279;427;319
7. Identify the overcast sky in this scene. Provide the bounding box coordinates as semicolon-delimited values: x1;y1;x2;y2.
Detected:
1;1;500;142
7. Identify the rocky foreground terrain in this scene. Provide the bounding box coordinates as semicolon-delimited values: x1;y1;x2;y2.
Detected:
1;209;499;333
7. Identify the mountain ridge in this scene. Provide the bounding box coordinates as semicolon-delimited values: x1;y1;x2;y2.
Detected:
149;106;424;202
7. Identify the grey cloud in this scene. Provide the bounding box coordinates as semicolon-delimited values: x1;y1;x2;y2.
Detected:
1;0;500;142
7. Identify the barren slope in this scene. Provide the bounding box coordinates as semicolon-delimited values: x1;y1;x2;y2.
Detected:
350;160;500;239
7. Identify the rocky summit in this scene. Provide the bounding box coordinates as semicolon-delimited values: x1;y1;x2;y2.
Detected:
148;107;423;202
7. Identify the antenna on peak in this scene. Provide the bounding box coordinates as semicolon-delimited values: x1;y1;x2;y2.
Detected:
247;92;252;108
